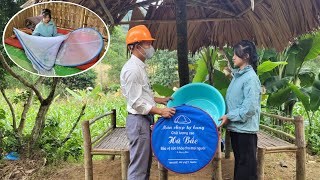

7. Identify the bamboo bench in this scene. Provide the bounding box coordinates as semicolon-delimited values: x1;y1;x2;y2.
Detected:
224;112;306;180
82;109;130;180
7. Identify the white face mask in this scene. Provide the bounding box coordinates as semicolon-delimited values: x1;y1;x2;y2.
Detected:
138;45;155;59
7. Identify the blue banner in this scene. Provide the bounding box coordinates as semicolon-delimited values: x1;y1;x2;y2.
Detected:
152;105;219;174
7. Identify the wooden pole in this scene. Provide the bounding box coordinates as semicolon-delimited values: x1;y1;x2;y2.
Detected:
225;130;232;159
257;148;266;180
112;109;117;129
121;151;130;180
110;109;117;160
175;0;189;86
158;162;168;180
261;112;295;122
212;129;222;180
294;116;306;180
82;121;93;180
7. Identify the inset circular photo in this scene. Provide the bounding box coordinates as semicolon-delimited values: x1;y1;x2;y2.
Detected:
3;1;110;77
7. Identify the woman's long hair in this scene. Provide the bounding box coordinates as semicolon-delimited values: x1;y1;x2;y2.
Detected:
41;8;51;19
233;40;258;73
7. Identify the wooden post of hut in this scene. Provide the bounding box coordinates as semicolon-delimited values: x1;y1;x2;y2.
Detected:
294;116;306;180
82;121;93;180
175;0;189;86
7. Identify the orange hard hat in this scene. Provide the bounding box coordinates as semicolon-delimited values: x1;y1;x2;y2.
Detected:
126;25;155;45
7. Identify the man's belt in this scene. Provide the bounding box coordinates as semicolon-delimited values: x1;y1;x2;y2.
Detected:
128;112;154;125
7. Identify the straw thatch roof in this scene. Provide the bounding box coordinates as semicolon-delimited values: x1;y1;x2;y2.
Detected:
22;0;320;52
126;0;320;52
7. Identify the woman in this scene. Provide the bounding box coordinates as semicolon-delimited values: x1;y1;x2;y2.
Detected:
32;9;59;37
219;40;261;180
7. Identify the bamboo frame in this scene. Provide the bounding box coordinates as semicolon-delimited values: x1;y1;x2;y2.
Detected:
212;128;222;180
224;130;232;159
91;148;128;153
294;116;306;180
261;112;295;122
259;124;296;142
82;120;93;180
82;109;118;180
91;126;113;145
89;112;113;125
121;151;130;180
90;152;120;155
257;148;266;180
119;17;235;24
158;163;168;180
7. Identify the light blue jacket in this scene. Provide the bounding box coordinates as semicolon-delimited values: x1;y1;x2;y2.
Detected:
32;20;59;37
226;65;261;134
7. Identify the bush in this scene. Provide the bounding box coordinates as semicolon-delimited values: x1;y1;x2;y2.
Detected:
38;116;82;163
43;69;97;90
0;110;22;155
148;50;199;88
105;26;127;84
293;102;320;155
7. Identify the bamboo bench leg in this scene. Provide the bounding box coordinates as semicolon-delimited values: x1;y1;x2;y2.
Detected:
212;133;223;180
158;162;168;180
121;151;130;180
225;130;232;159
295;116;306;180
83;121;93;180
84;151;93;180
257;148;266;180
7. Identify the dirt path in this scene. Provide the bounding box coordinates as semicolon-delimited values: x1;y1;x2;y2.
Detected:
2;152;319;179
28;152;319;180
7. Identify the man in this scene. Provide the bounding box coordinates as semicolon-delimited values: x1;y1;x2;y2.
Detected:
120;25;176;180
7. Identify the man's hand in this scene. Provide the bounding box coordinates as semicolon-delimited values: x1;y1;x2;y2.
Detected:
155;97;173;105
218;115;229;128
160;108;176;118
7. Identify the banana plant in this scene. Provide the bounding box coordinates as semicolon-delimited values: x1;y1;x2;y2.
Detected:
261;31;320;116
192;47;230;97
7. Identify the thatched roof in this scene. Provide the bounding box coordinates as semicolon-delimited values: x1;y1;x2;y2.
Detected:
22;0;320;52
127;0;320;52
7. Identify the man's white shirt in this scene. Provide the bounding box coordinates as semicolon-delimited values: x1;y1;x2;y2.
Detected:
120;55;156;115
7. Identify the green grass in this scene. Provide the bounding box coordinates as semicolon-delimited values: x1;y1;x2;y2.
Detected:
1;89;127;132
0;89;127;161
4;44;81;76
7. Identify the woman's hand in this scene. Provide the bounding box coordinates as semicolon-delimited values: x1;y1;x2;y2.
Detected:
218;115;229;128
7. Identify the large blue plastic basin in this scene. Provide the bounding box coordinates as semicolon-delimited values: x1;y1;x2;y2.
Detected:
167;83;226;125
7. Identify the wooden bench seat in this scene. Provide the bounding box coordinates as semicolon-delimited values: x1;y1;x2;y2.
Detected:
258;131;296;150
93;127;129;151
